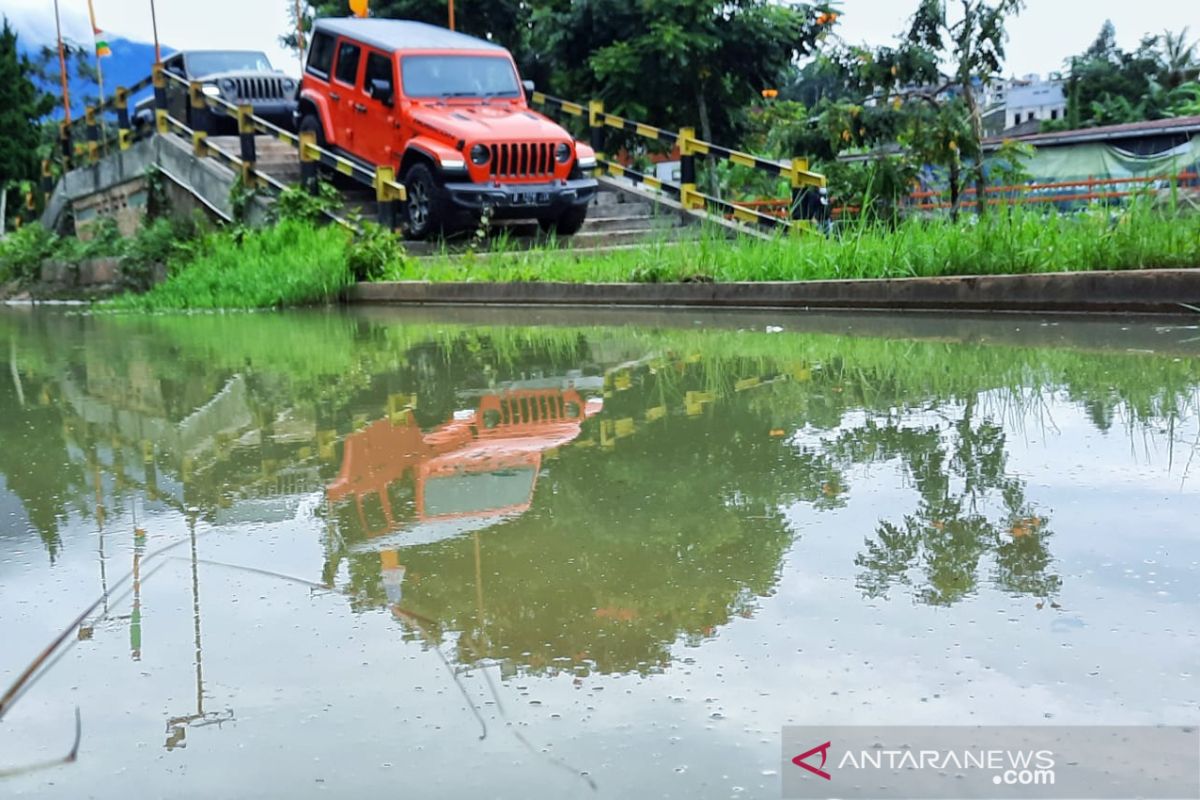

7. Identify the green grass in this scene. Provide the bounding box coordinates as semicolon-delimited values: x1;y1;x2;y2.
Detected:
107;220;353;310
385;203;1200;283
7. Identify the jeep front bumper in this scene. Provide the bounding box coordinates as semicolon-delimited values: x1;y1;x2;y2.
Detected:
442;178;597;216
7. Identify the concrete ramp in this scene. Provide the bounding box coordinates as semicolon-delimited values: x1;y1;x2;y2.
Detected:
41;134;273;232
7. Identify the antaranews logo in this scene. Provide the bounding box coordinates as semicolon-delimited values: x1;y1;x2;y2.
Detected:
781;725;1200;800
791;741;832;781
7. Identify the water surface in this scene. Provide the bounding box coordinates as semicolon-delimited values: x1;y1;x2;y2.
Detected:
1;307;1197;798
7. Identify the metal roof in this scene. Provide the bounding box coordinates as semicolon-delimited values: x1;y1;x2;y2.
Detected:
987;115;1200;149
311;18;506;54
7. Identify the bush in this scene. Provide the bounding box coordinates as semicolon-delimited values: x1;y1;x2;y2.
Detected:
121;216;199;291
0;223;60;282
347;220;411;281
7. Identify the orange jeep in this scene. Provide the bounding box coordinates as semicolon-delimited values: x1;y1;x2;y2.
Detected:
296;18;598;239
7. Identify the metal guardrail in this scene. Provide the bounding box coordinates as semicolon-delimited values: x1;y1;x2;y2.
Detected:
54;65;406;232
530;92;827;232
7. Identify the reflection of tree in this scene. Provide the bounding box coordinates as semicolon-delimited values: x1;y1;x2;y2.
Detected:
0;375;84;560
826;402;1060;605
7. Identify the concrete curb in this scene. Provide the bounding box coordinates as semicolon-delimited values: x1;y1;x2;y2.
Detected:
347;269;1200;314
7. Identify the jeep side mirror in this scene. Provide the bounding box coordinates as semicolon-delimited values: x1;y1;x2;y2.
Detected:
522;79;535;95
368;78;394;107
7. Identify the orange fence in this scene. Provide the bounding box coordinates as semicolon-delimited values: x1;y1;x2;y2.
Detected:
809;171;1199;220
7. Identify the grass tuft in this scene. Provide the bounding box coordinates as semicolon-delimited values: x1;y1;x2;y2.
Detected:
383;203;1200;284
107;220;353;311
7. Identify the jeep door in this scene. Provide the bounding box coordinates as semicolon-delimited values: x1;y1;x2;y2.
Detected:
358;49;399;167
329;38;363;153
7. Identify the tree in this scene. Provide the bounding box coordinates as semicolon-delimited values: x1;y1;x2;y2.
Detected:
1059;23;1194;128
0;19;54;218
1158;27;1198;89
906;0;1026;218
296;0;837;147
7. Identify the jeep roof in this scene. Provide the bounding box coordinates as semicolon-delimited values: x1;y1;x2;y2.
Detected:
311;18;507;53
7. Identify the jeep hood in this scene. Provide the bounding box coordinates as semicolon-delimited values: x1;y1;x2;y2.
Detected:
201;69;292;82
413;107;568;141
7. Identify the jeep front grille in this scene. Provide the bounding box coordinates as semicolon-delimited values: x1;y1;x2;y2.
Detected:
231;76;288;102
488;142;556;179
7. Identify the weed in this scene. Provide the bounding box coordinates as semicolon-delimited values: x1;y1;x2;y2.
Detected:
271;180;342;224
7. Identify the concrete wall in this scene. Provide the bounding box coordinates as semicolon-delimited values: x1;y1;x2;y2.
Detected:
41;134;273;233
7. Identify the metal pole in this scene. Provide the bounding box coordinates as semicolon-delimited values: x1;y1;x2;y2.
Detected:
448;0;455;30
53;0;72;124
87;0;109;156
149;0;161;63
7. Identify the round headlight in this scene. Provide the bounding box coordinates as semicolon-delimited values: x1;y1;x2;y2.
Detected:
470;144;490;166
220;78;235;92
282;78;296;91
555;142;572;163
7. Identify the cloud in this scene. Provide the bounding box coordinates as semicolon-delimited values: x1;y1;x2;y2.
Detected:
3;0;92;49
4;0;297;73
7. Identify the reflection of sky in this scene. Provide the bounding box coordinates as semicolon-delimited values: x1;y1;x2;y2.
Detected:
1;391;1198;798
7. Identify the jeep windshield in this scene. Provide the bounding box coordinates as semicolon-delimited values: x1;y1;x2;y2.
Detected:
401;55;520;99
186;51;275;75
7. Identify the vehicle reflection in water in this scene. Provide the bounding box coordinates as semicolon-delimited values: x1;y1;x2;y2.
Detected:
1;309;1198;796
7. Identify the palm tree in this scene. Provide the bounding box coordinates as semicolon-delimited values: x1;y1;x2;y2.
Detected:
1160;27;1199;89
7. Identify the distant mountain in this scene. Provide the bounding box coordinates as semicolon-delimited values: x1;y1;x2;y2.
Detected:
19;34;170;119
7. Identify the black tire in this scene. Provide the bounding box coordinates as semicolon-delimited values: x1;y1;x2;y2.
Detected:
539;204;589;237
402;162;448;240
298;112;326;147
298;113;330;184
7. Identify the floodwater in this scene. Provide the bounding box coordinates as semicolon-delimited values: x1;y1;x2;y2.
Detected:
0;306;1197;799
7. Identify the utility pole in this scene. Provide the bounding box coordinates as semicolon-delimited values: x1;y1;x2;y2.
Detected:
53;0;72;123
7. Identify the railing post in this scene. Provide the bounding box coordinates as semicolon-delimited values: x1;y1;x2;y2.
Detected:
788;156;830;226
588;99;605;176
375;165;399;230
59;121;73;172
237;104;258;188
85;106;99;164
41;159;53;194
188;80;210;135
299;130;318;193
152;63;170;135
678;127;703;210
114;87;131;150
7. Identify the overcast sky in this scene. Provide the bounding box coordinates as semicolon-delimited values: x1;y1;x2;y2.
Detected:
5;0;1196;79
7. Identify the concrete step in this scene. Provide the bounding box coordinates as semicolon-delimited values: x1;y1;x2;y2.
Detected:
580;215;682;233
404;222;696;257
587;200;655;220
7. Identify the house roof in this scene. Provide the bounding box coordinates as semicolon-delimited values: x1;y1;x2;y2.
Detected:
311;18;506;54
987;115;1200;148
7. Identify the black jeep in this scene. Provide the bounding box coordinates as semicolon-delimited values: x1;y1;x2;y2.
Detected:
135;50;298;134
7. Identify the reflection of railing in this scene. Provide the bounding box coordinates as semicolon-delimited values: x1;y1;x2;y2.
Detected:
530;92;827;233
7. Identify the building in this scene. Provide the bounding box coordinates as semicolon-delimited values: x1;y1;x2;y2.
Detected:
1004;74;1067;129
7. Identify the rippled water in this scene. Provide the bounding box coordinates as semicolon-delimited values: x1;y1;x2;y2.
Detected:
0;307;1197;799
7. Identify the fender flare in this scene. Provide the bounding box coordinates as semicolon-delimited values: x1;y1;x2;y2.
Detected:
298;89;334;143
401;137;466;174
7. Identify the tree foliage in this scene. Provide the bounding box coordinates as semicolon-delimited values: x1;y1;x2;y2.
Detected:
1056;21;1200;129
0;18;55;216
299;0;837;143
